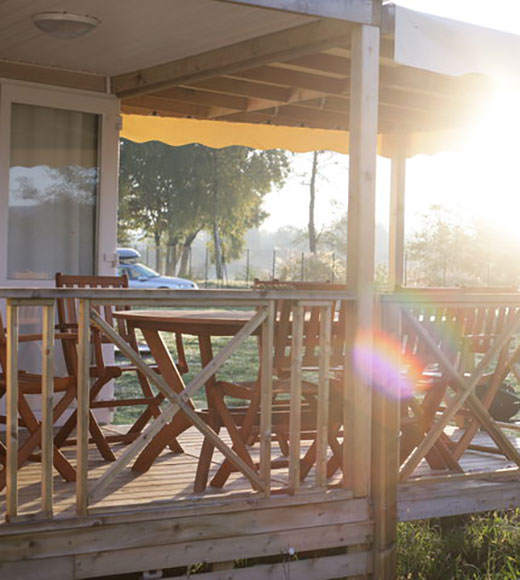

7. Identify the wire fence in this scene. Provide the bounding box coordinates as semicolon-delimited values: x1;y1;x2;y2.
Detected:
136;244;348;288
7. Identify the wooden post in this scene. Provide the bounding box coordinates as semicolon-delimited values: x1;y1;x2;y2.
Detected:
372;298;400;579
76;298;91;516
259;301;275;496
388;131;407;289
5;300;19;521
288;303;304;493
316;304;332;488
41;301;55;518
345;22;380;499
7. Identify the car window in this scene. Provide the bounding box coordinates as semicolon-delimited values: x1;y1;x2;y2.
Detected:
132;263;160;279
119;265;140;280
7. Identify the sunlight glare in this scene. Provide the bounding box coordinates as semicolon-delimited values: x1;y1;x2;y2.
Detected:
458;86;520;240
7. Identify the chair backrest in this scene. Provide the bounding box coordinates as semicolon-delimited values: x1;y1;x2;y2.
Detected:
400;302;520;380
253;280;350;375
55;273;130;375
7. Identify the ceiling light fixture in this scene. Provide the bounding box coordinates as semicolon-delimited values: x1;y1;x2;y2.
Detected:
32;12;100;40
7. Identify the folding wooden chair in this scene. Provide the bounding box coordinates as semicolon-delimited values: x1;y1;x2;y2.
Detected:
397;296;520;476
53;273;189;457
0;309;77;489
208;282;349;489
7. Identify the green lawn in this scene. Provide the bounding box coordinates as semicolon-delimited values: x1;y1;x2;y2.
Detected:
113;332;259;425
397;511;520;579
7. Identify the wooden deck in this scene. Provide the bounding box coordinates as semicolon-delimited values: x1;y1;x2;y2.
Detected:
1;426;520;579
2;424;520;522
2;425;345;519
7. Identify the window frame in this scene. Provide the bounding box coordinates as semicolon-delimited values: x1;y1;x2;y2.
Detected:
0;79;120;286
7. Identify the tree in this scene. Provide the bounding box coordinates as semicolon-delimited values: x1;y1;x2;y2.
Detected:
406;205;476;286
405;205;520;287
119;140;196;266
119;140;289;279
204;147;288;280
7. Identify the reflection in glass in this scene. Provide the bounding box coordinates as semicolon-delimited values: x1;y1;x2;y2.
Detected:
8;103;99;280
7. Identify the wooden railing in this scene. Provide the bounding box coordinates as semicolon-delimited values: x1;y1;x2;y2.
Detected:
0;288;356;523
380;291;520;486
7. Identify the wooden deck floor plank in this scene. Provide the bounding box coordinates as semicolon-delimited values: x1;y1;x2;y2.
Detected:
3;425;520;523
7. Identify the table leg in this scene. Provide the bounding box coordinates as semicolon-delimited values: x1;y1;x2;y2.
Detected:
132;329;194;473
193;335;220;492
195;335;259;492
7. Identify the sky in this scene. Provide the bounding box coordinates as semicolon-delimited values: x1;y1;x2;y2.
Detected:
261;0;520;241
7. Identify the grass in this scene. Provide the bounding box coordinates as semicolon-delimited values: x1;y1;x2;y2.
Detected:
113;331;259;425
113;326;520;578
397;511;520;579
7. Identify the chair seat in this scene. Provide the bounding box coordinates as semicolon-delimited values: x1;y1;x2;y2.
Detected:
0;372;74;394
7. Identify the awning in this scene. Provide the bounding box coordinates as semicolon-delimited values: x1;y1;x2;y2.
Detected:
120;113;469;159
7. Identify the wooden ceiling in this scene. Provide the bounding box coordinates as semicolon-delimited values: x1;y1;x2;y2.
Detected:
116;18;491;135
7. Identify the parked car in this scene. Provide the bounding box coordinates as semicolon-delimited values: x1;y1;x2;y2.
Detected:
116;248;198;289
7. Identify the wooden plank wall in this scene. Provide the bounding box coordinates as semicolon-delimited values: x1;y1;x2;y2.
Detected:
0;495;372;580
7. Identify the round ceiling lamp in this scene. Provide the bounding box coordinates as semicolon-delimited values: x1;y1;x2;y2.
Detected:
32;12;100;40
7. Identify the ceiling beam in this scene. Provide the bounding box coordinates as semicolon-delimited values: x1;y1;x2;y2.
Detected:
226;65;349;94
111;19;351;98
184;77;293;102
0;60;106;93
218;0;382;25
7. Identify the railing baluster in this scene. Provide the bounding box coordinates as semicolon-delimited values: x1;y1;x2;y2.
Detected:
316;304;332;488
259;301;275;497
5;300;19;521
288;303;304;493
41;301;55;518
76;298;90;516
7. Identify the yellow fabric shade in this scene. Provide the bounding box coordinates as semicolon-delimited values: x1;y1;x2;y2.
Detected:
120;114;466;159
121;114;353;154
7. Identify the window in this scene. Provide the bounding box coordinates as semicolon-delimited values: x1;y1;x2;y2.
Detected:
7;103;99;280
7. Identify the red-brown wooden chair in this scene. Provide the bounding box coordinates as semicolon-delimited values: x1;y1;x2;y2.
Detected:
0;310;77;489
208;280;348;489
53;273;189;457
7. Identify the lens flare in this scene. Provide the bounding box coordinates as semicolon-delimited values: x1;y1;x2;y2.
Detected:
353;330;415;399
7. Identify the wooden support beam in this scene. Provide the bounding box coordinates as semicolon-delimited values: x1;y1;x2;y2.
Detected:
122;96;217;118
219;0;382;25
345;23;379;498
153;87;250;111
186;77;293;103
226;65;348;95
372;300;399;580
112;20;352;98
388;131;407;289
0;61;106;93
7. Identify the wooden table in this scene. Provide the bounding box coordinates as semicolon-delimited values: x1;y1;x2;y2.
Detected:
113;309;259;491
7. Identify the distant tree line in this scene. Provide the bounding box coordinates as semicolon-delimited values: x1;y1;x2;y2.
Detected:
407;205;520;287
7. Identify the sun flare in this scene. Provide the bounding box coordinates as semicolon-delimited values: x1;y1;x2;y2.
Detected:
460;86;520;240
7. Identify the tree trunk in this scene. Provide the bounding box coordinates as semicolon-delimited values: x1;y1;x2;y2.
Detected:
154;231;162;272
213;221;224;280
165;241;178;276
178;230;200;277
308;150;319;254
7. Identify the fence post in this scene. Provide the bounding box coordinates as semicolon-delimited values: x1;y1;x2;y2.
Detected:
300;252;305;281
205;247;209;288
246;248;250;287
